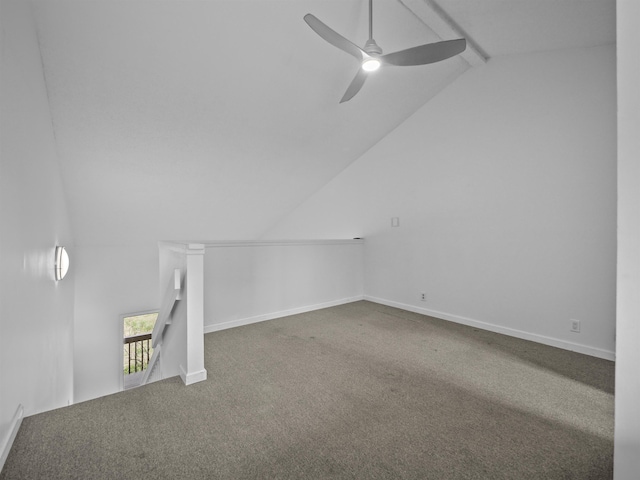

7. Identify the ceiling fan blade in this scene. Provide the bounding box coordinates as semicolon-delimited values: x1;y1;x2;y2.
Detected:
381;38;466;67
304;14;366;61
340;68;368;103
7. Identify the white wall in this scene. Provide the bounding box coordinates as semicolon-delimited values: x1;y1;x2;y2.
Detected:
204;241;364;332
614;1;640;477
73;245;158;403
264;45;616;359
0;0;75;463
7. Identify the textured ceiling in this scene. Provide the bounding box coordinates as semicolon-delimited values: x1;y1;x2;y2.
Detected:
31;0;615;246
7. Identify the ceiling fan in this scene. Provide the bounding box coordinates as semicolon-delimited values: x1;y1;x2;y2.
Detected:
304;0;466;103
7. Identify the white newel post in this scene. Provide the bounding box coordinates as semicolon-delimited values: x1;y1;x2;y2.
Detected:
181;243;207;385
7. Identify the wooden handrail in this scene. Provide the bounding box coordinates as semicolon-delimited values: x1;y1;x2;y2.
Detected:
123;333;152;344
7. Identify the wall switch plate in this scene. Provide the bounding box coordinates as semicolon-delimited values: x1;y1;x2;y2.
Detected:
391;217;400;227
570;319;581;333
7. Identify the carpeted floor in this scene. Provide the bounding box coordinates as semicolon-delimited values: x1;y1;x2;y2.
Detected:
1;301;614;479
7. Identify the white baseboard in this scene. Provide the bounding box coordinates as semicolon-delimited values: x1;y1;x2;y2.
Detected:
204;295;365;334
179;366;208;386
1;404;24;473
365;296;615;361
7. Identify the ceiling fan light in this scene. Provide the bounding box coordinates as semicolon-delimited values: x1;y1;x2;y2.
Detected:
362;58;381;72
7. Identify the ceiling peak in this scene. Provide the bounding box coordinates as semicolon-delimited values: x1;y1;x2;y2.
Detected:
399;0;487;66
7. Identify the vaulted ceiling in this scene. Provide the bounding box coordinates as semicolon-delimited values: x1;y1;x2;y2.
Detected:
31;0;615;246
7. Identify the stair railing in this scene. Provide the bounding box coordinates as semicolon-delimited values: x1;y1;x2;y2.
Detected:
152;268;182;349
141;243;207;387
140;268;182;385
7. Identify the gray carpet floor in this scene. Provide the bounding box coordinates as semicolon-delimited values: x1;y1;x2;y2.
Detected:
1;301;614;479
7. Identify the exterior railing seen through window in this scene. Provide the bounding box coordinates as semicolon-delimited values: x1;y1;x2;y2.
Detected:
123;333;153;374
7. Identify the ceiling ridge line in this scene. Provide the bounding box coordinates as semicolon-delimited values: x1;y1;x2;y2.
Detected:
398;0;487;66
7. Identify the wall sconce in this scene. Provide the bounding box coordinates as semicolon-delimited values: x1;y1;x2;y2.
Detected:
55;246;69;281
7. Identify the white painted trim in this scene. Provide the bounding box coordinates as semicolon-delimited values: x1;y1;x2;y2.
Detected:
204;295;365;334
0;404;24;472
184;246;206;386
179;365;207;386
365;296;616;361
186;243;205;254
204;239;364;248
159;239;363;249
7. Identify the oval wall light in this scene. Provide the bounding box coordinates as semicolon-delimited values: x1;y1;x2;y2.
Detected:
55;246;69;281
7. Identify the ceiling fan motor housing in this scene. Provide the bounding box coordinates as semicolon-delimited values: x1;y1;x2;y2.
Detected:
364;38;383;56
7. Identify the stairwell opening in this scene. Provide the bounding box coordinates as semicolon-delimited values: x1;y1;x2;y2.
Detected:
122;311;158;390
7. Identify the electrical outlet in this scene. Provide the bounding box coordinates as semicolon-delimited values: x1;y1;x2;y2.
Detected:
391;217;400;227
420;293;426;302
570;319;581;333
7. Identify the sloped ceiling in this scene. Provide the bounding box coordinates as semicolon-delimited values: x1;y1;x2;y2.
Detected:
31;0;615;246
